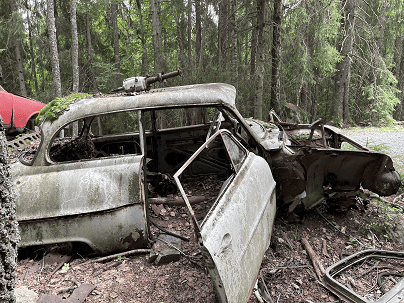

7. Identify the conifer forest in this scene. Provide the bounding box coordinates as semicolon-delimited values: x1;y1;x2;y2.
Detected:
1;0;404;125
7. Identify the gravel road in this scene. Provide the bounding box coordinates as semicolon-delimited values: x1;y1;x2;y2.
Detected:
342;127;404;171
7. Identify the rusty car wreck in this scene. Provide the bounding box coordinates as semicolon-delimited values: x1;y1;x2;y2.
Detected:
11;81;401;302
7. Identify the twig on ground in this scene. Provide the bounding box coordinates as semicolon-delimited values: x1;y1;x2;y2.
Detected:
37;252;46;282
322;239;329;257
151;220;190;241
93;249;151;263
301;238;325;280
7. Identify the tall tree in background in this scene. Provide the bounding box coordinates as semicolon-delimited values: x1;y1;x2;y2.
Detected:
136;0;148;75
111;1;121;83
270;0;282;112
71;0;79;93
230;0;238;90
150;0;163;73
85;3;97;91
254;0;266;119
25;0;39;93
397;34;404;120
187;0;192;77
331;0;356;125
218;0;229;70
195;0;203;71
248;0;257;117
47;0;62;97
10;0;27;96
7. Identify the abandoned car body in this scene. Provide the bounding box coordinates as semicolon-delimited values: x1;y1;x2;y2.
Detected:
12;83;277;302
10;82;400;302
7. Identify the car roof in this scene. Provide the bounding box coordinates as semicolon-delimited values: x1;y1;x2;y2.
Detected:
53;83;236;126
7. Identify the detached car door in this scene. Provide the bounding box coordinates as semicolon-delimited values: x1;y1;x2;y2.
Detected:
174;130;276;303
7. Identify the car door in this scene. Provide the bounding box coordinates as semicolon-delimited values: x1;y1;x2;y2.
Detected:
174;129;276;303
0;86;13;127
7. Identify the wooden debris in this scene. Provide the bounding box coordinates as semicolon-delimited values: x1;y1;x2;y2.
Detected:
301;238;325;280
93;248;151;263
322;239;329;257
148;195;205;206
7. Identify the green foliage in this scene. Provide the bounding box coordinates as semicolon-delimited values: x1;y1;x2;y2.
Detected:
362;199;403;241
361;82;400;125
368;143;391;152
62;263;69;271
341;143;358;150
36;93;91;124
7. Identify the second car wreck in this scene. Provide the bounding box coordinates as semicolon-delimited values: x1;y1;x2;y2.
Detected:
10;81;401;302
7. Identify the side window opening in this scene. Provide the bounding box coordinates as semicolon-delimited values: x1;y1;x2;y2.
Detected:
49;111;141;163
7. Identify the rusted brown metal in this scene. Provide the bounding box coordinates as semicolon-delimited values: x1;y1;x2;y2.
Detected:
8;131;40;150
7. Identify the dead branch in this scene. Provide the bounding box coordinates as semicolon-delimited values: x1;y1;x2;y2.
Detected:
148;195;205;206
322;239;329;257
301;238;325;280
93;249;151;263
150;220;190;241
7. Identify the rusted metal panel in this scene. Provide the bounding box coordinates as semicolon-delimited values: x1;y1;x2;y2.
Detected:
37;284;95;303
301;149;401;209
323;250;404;303
13;155;142;220
19;204;148;255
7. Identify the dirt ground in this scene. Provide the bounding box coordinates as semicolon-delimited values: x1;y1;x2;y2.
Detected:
15;188;404;303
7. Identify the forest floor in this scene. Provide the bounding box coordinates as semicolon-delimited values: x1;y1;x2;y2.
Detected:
14;126;404;303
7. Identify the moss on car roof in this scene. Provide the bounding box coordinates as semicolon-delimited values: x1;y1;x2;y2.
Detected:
36;93;92;124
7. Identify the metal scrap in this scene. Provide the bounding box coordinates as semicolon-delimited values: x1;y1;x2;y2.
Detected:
36;284;95;303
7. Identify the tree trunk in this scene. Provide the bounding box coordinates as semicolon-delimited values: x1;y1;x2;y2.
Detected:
195;0;202;68
249;0;257;117
11;0;27;96
254;0;266;119
230;0;238;92
150;0;163;73
187;0;192;77
111;1;121;83
396;36;404;120
71;0;79;93
47;0;62;97
270;0;282;112
86;5;97;91
0;117;20;303
218;0;229;70
25;0;39;93
136;0;148;75
331;0;356;125
172;6;187;70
